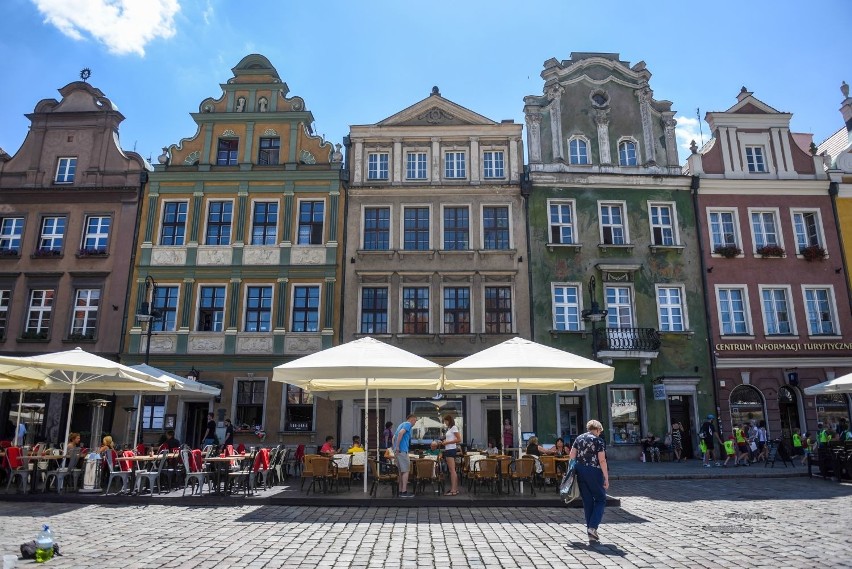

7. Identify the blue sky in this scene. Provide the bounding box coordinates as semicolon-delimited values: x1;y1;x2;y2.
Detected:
0;0;850;165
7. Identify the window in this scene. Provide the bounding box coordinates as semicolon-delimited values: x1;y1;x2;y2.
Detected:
39;216;66;252
251;202;278;245
650;204;676;246
408;398;464;444
205;201;232;245
360;287;388;334
618;141;637;166
483;206;510;250
548;200;575;244
406;152;427;180
569;138;589;165
236;379;265;428
244;285;272;332
363;207;390;250
297;201;324;245
552;284;581;331
70;289;100;338
792;211;823;252
709;210;739;250
151;285;179;332
605;286;634;328
730;385;766;429
745;146;766;173
444;151;466;179
258;137;280;165
761;287;792;335
26;289;54;336
216;139;238;166
0;289;10;339
750;211;779;249
443;287;470;334
55;157;77;183
0;217;24;254
443;207;469;250
403;207;430;250
82;216;110;253
611;388;641;444
284;384;314;431
484;286;512;334
804;287;836;335
600;203;626;245
483;151;505;179
198;285;226;332
657;287;685;332
815;393;850;432
367;152;389;180
160;202;188;246
292;285;320;332
718;287;748;335
402;287;429;334
141;395;165;430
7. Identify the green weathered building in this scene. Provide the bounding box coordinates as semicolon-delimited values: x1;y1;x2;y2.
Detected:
523;53;715;459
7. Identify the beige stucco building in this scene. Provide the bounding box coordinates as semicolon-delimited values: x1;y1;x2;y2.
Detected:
340;87;530;449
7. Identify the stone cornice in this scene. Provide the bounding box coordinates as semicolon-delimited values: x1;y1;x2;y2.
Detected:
529;171;690;189
696;178;829;195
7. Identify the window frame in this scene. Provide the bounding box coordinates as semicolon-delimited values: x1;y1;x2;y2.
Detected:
444;150;467;179
648;202;679;247
243;284;273;333
38;216;66;253
748;208;784;252
367;151;389;181
481;204;511;250
617;138;639;166
745;145;767;173
234;377;268;430
159;201;188;246
0;217;25;254
291;284;321;333
257;137;280;165
655;284;688;332
790;209;826;254
361;205;392;251
250;200;279;245
707;208;742;254
197;284;227;332
401;286;430;335
568;136;590;165
141;395;166;430
25;289;54;336
54;157;77;184
401;205;431;251
715;285;752;336
604;284;635;329
216;138;239;166
483;285;513;334
598;201;629;246
758;285;796;337
282;383;315;432
359;286;389;335
81;215;111;254
551;282;582;332
442;285;471;334
547;199;577;245
609;386;643;445
482;149;506;179
405;150;428;180
0;288;10;340
151;284;180;332
801;286;840;337
70;288;101;339
296;199;325;246
204;200;234;246
441;205;470;251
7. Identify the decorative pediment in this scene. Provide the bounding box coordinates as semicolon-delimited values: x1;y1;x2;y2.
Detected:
375;89;497;127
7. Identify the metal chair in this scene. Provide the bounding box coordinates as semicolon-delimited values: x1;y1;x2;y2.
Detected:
105;450;135;495
4;447;32;493
44;447;81;493
227;451;258;496
134;452;168;495
181;449;211;496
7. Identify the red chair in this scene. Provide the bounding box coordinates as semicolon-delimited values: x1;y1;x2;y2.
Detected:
0;440;11;449
224;445;236;457
135;443;146;455
105;450;133;495
181;448;211;496
236;443;246;455
4;446;32;493
294;444;306;476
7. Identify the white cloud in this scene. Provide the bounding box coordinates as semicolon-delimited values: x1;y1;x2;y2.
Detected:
202;0;213;25
32;0;181;57
674;115;708;155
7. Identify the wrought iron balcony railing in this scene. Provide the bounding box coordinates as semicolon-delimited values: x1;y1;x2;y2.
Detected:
593;327;661;352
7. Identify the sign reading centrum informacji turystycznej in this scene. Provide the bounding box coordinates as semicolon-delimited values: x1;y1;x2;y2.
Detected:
715;342;852;352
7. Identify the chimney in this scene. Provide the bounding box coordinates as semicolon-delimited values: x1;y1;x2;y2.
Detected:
736;86;752;103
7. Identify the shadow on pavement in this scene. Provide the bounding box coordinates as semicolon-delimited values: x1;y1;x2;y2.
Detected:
611;477;852;502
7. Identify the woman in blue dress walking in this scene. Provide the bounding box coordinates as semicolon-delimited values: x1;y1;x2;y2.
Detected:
569;419;609;543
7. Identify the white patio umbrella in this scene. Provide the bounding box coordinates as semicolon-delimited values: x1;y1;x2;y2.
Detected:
272;336;443;493
443;337;614;459
804;372;852;395
0;348;171;451
0;376;43;446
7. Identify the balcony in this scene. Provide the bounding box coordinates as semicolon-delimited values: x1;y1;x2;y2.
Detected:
593;327;661;375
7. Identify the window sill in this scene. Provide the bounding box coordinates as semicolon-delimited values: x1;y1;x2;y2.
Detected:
278;430;316;435
354;333;393;340
598;244;634;252
658;330;695;338
397;249;436;260
719;335;755;340
763;335;799;340
437;333;479;344
752;254;787;259
356;249;395;260
649;244;685;254
477;248;517;258
30;253;63;260
806;335;843;340
18;337;50;343
548;329;586;339
437;249;475;259
0;252;21;260
710;253;745;259
546;243;582;252
76;252;109;259
63;337;97;343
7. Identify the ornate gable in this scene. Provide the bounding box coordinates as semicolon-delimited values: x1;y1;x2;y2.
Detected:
375;87;497;127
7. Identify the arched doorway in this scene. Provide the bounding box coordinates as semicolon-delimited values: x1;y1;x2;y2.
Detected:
729;384;766;432
778;386;801;444
815;393;851;433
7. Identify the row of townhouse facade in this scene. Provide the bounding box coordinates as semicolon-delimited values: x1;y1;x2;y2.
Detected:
1;53;851;460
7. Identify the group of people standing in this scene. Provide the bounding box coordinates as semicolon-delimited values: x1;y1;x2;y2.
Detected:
389;413;461;498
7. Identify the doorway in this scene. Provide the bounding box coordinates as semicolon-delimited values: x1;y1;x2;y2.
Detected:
668;395;694;459
486;408;513;452
183;402;209;448
778;386;801;445
360;409;386;450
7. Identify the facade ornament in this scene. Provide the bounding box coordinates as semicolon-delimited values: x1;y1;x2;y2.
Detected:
545;83;564;101
331;143;344;163
262;128;278;136
593;109;611;165
417;107;455;124
183;150;200;165
636;84;656;164
544;84;565;162
290;97;304;111
236;97;246;112
202;104;213;113
662;115;678;166
842;81;849;98
299;149;316;164
258;97;268;112
221;129;236;137
431;86;441;97
809;142;818;156
157;147;170;165
690;140;698;155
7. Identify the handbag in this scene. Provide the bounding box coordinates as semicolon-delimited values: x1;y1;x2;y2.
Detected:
559;458;580;504
383;447;395;459
749;441;758;452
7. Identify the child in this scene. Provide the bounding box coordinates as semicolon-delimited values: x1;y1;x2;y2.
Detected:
723;435;736;467
347;435;364;454
801;432;813;466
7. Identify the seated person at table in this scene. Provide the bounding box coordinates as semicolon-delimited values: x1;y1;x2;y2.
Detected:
425;440;442;458
553;437;568;457
347;436;364;454
67;432;82;449
641;432;660;462
320;436;339;456
485;439;499;456
161;430;181;451
98;435;116;454
525;436;551;456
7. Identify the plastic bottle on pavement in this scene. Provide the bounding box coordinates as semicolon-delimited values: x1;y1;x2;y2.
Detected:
34;525;54;563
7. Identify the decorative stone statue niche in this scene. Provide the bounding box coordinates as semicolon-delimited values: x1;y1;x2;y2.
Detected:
258;97;268;112
236;97;246;112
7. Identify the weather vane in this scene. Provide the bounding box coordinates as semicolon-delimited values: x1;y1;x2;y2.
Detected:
80;68;91;82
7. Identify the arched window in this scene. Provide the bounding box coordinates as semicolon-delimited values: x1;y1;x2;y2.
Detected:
815;393;851;431
729;384;766;428
618;140;637;166
568;138;589;165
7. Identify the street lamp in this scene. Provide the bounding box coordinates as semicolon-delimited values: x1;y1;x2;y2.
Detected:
581;276;608;421
135;275;161;365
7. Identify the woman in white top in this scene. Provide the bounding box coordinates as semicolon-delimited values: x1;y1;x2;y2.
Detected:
440;414;460;496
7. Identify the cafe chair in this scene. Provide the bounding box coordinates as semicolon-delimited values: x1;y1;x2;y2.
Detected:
469;458;499;495
332;453;353;492
134;451;168;495
44;447;82;494
227;450;258;497
368;458;398;497
508;457;537;496
250;448;272;492
350;451;366;483
271;446;289;485
300;454;320;491
306;456;335;495
181;449;211;496
414;457;443;495
105;450;134;495
4;447;32;493
539;456;558;489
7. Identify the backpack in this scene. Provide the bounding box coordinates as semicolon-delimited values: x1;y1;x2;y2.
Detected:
700;421;712;440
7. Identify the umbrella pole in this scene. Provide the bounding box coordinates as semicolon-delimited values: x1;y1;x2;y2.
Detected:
517;379;523;493
133;391;143;449
376;387;379;460
14;391;23;446
499;389;503;452
364;379;369;494
63;381;77;453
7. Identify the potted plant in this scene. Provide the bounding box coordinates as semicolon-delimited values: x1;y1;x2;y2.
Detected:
800;245;827;261
33;248;61;258
78;247;108;257
20;330;48;340
0;248;19;258
68;332;95;341
713;244;741;258
756;244;785;257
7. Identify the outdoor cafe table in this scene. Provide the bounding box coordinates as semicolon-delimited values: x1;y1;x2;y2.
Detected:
204;454;246;495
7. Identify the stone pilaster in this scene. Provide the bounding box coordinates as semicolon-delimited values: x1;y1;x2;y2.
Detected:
594;109;611;165
469;137;480;184
524;109;542;164
662;113;678;166
636;85;657;164
546;84;565;161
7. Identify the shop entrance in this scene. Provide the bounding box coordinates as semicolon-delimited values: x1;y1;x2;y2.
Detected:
360;409;385;450
778;386;801;444
183;402;209;448
668;395;695;459
486;408;513;452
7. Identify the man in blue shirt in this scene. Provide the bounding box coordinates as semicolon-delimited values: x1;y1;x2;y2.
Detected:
393;414;418;497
